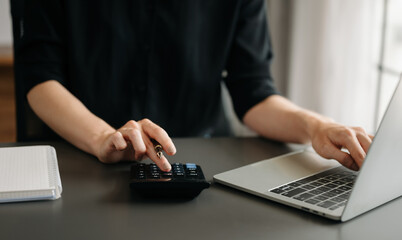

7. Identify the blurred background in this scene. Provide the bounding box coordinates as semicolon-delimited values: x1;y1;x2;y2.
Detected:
0;0;401;142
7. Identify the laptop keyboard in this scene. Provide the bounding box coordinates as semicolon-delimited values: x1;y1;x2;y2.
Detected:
269;166;357;211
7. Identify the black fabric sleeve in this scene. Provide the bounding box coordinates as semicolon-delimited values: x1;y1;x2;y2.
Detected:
224;0;279;121
11;0;67;97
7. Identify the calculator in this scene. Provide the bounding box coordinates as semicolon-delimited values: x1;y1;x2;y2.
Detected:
130;163;210;198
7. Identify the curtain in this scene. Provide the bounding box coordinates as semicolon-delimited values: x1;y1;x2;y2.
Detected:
287;0;383;134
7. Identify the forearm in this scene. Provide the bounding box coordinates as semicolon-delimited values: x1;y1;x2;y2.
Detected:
243;95;332;144
27;80;115;156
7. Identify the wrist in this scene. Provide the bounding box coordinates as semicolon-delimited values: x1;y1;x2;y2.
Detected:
89;127;116;159
299;110;334;143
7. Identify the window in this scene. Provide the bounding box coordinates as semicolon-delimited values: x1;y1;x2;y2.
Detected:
375;0;402;128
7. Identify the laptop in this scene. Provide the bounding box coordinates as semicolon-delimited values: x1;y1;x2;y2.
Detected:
214;76;402;221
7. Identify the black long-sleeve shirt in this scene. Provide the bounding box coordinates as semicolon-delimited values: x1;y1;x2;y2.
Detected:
12;0;278;138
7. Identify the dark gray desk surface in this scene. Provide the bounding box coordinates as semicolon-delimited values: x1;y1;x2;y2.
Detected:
0;137;401;240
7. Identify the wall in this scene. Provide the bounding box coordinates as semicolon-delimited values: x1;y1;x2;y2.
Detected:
0;0;12;46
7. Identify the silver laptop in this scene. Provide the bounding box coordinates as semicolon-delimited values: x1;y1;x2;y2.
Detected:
214;76;402;221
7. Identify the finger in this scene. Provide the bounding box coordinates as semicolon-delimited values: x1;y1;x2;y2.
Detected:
111;131;127;151
334;130;366;168
351;127;372;153
355;132;372;153
369;134;374;140
338;152;359;171
119;128;146;160
317;143;359;171
144;136;172;172
141;119;176;155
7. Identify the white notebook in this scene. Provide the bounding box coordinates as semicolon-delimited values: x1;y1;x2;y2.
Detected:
0;145;62;203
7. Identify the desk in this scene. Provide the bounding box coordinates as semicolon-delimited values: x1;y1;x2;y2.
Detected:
0;138;401;240
0;46;13;67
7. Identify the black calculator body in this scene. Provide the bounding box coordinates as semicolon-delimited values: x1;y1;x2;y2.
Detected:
130;163;210;198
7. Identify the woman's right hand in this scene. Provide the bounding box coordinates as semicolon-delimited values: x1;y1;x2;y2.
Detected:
96;119;176;171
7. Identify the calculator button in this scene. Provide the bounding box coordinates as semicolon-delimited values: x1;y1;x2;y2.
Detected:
185;163;197;169
137;175;146;179
187;173;198;178
150;173;160;179
161;172;173;178
172;163;183;168
174;172;185;177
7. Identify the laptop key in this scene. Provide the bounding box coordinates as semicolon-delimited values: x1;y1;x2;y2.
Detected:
332;181;345;185
288;182;303;187
302;175;321;182
329;189;344;195
301;184;316;190
305;199;321;205
313;195;329;201
332;173;348;178
324;176;338;181
338;193;350;200
341;176;356;183
317;178;331;184
317;200;337;208
279;185;294;191
293;193;314;201
331;197;346;203
270;188;285;194
324;183;338;189
316;186;331;192
338;186;351;191
329;204;344;211
308;189;324;195
346;182;354;187
310;181;323;187
295;178;313;184
281;188;307;197
321;192;337;198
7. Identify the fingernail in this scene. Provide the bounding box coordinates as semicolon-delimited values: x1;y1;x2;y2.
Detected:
168;146;176;154
164;162;171;171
